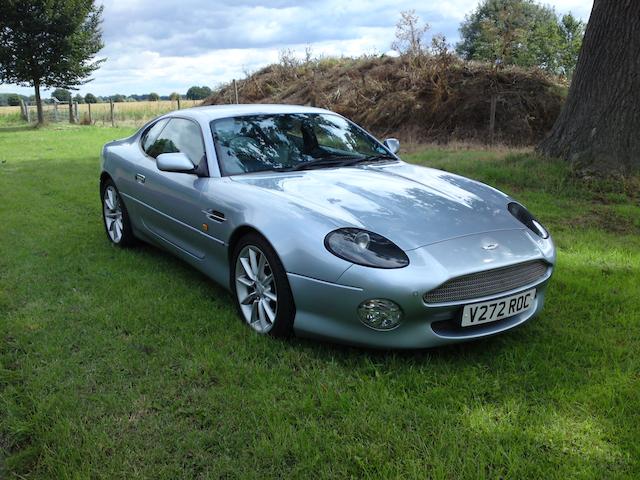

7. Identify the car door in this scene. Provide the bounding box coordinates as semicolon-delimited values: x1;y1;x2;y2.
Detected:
134;117;213;259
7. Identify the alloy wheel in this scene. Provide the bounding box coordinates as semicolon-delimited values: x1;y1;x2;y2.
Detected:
235;245;278;333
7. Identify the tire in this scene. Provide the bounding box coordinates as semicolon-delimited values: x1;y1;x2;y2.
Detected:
230;233;295;338
101;179;136;247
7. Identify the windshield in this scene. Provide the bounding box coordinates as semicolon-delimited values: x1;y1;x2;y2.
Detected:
210;113;391;175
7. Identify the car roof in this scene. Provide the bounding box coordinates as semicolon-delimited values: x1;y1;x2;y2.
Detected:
171;104;335;122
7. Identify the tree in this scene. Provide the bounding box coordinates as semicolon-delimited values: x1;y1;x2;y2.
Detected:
73;93;84;103
391;10;430;58
84;93;97;103
538;1;640;174
0;0;104;124
558;13;585;77
169;92;180;101
186;86;212;100
456;0;584;75
51;88;71;102
148;92;160;101
7;93;21;106
111;94;125;103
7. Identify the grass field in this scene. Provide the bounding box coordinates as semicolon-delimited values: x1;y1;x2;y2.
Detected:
1;125;639;479
0;100;201;127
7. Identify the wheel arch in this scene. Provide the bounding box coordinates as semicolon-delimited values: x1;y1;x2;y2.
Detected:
99;171;113;193
228;225;271;261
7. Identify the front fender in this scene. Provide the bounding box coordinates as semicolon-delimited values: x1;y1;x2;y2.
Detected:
201;179;355;284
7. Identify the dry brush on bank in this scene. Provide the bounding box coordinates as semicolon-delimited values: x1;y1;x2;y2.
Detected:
203;55;566;146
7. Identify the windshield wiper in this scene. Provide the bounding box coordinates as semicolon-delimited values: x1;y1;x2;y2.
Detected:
275;155;353;172
272;153;397;172
337;154;398;167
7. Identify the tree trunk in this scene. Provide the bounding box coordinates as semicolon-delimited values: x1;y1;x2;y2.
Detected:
34;80;44;125
537;0;640;174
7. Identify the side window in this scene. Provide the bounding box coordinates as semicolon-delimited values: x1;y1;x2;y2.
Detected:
141;119;168;153
145;118;205;166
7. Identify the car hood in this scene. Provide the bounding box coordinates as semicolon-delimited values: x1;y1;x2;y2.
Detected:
230;162;525;250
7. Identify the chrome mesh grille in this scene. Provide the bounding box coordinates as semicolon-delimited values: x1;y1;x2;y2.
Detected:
423;260;549;304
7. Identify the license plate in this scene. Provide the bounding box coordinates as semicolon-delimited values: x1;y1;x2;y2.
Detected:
461;289;536;327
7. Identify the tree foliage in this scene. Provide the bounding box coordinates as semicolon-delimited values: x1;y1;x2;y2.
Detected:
84;93;97;103
456;0;584;75
186;86;212;100
557;13;585;78
6;93;22;106
391;10;430;58
169;92;180;101
51;88;71;102
0;0;104;122
148;92;160;101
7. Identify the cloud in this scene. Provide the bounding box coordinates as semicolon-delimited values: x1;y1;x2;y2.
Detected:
0;0;594;97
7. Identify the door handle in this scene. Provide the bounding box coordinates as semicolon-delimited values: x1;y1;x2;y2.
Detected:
202;209;226;223
135;173;145;184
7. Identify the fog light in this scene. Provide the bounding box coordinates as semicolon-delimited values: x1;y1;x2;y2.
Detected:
358;299;403;330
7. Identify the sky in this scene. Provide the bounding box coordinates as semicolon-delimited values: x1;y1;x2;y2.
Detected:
1;0;593;98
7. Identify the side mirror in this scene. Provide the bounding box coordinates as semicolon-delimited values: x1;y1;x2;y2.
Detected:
156;152;195;173
384;138;400;154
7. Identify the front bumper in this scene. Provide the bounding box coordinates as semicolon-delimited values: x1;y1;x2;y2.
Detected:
288;230;555;349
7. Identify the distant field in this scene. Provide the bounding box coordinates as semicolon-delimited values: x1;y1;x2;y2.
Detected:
0;99;202;126
0;105;21;114
1;125;638;478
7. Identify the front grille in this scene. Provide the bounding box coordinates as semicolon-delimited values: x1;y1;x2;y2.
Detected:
423;260;549;304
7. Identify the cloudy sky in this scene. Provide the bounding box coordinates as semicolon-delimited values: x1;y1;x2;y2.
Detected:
1;0;593;98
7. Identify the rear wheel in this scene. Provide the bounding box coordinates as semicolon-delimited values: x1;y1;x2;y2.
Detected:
101;180;135;247
231;233;295;337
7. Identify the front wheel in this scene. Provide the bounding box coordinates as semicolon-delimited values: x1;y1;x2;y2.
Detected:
231;233;295;338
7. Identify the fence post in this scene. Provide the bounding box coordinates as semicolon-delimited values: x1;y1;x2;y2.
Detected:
54;103;59;122
88;102;92;124
233;79;239;104
489;94;497;146
68;98;74;124
26;101;31;123
177;97;181;110
110;99;115;127
74;102;79;123
19;99;27;120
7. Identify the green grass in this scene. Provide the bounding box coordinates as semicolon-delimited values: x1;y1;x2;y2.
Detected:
1;126;639;479
0;111;26;127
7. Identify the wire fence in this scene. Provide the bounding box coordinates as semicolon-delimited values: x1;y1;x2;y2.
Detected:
3;99;201;126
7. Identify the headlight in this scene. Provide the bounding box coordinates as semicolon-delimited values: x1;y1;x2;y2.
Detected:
508;202;549;239
324;228;409;268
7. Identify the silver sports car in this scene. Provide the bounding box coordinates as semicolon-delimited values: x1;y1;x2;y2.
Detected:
100;104;555;348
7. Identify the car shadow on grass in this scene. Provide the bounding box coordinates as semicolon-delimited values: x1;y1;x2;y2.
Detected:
132;241;232;300
285;325;521;366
